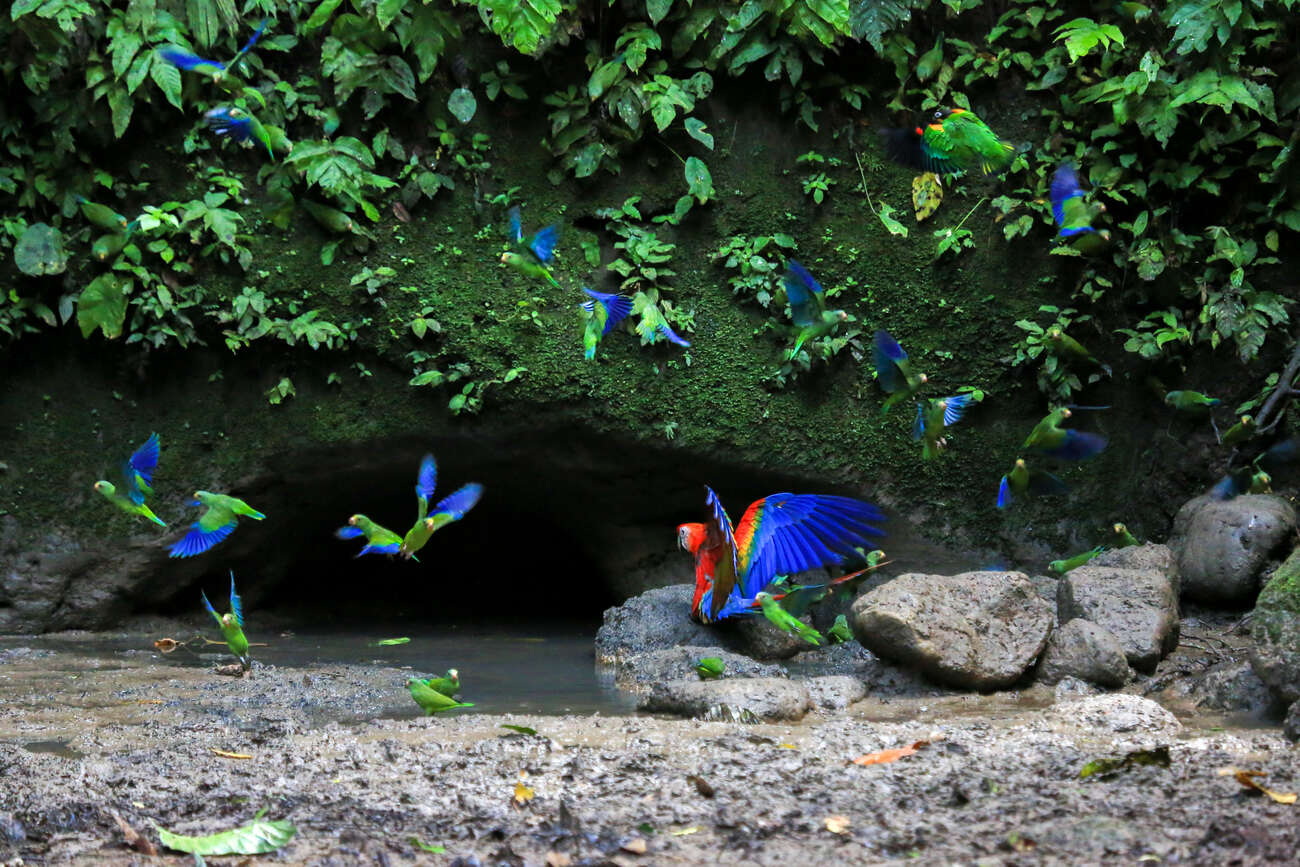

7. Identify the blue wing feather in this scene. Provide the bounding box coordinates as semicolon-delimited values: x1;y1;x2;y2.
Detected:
873;330;909;393
1050;163;1084;229
704;486;741;591
656;321;691;348
129;433;160;483
1038;430;1108;461
357;542;400;557
160;49;225;72
239;19;267;55
416;454;438;505
506;206;523;244
911;402;925;441
204;108;253;142
433;483;483;521
335;526;365;539
228;571;244;627
583;289;633;335
784;260;823;328
942;395;971;427
529;224;560;264
996;475;1012;509
168;520;237;558
740;494;885;598
202;589;218;620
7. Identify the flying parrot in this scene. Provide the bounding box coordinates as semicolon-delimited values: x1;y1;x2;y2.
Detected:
501;205;560;288
160;18;266;85
204;106;275;159
398;454;483;560
1219;415;1257;448
882;108;1018;177
996;458;1067;509
1210;437;1300;500
408;677;474;714
93;433;166;527
827;614;853;645
1112;522;1139;548
202;571;250;670
912;394;973;460
873;330;928;414
336;514;404;557
782;259;848;360
1022;407;1107;460
634;296;691;349
754;591;824;645
1049;162;1111;254
413;669;460;698
1165;390;1221;412
677;486;884;624
581;288;633;360
1048;545;1105;575
694;657;725;680
1045;327;1111;376
75;196;129;233
169;491;266;557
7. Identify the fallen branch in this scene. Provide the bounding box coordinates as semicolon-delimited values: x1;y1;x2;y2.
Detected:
1253;334;1300;434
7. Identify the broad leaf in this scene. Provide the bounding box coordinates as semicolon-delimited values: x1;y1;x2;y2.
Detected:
156;816;296;856
77;274;128;339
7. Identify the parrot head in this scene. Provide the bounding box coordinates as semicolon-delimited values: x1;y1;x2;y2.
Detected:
348;514;363;526
500;251;523;267
447;668;459;684
93;480;116;497
221;613;236;628
677;522;706;554
754;591;774;604
918;373;929;385
866;549;886;567
1015;458;1027;470
1114;522;1126;534
423;516;437;530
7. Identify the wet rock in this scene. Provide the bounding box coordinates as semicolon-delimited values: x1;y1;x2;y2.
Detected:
1091;542;1178;575
1170;494;1295;606
1035;619;1133;688
1175;661;1279;714
0;812;25;843
1285;700;1300;743
1248;547;1300;705
849;570;1053;690
731;613;816;660
1057;555;1179;673
595;585;723;663
1045;694;1181;737
1053;676;1101;702
803;676;867;710
1023;815;1180;862
637;677;811;722
614;646;785;687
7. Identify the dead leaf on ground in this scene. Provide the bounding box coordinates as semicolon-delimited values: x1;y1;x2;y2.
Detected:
512;771;535;808
686;774;715;798
621;837;648;854
1005;831;1036;852
154;638;179;653
210;749;253;760
545;851;572;866
912;172;943;222
132;699;164;705
851;739;931;766
1218;767;1298;804
111;811;157;856
825;815;851;835
1080;746;1171;779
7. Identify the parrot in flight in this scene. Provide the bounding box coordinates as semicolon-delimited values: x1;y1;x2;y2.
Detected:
75;196;130;233
581;288;633;360
160;18;267;85
1022;407;1107;460
782;259;847;359
501;205;560;288
1112;522;1139;548
1219;415;1256;448
913;395;973;459
677;486;884;623
1048;546;1105;575
882;108;1018;177
1045;327;1111;376
634;295;691;349
754;592;824;645
204;106;275;159
398;454;483;560
408;677;474;714
202;571;250;670
336;514;405;557
695;657;725;680
1049;162;1110;254
873;330;927;413
997;458;1067;509
94;433;166;527
827;614;853;645
413;669;460;698
1165;390;1221;412
169;491;266;557
1210;437;1300;500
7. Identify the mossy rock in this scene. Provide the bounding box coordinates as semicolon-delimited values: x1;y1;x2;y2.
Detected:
1249;546;1300;704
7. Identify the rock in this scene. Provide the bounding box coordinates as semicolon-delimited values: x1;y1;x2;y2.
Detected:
731;613;816;660
1053;676;1101;702
1035;619;1133;688
1248;547;1300;705
1023;816;1179;863
1045;694;1182;737
595;585;724;663
1170;494;1296;605
637;677;811;722
1285;700;1300;743
803;676;867;710
1091;542;1177;575
614;646;785;687
0;812;25;843
1176;661;1279;714
1057;553;1179;673
849;570;1053;690
787;643;941;698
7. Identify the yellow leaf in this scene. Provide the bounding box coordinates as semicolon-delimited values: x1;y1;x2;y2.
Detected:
851;740;930;766
513;772;535;807
210;749;253;760
621;837;647;854
912;172;943;222
1218;767;1298;804
778;743;798;749
825;815;851;835
670;827;701;836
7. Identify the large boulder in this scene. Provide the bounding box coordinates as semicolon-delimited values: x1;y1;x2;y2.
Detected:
595;585;724;663
1057;545;1179;673
637;677;811;722
1249;547;1300;705
613;645;785;687
849;570;1053;690
1285;700;1300;743
1169;494;1295;605
1044;694;1182;737
1035;619;1133;688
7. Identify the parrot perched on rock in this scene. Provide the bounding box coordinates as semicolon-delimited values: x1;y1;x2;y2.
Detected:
677;486;884;623
1219;415;1257;448
76;196;129;233
398;454;483;560
204;106;275;159
754;592;824;645
1165;390;1221;412
1210;438;1300;500
170;491;265;557
336;514;405;557
1023;407;1107;460
408;677;474;714
827;614;853;645
202;571;250;670
160;18;266;84
782;259;847;359
414;669;460;698
997;458;1067;509
1045;327;1111;376
883;108;1018;177
94;433;166;527
873;330;927;414
695;657;725;680
581;288;633;360
1048;545;1105;575
1049;163;1111;254
501;205;560;288
913;395;972;459
1112;522;1139;548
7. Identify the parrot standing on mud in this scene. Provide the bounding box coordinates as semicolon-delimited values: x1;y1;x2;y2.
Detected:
677;486;884;623
997;458;1067;509
581;288;633;360
408;677;474;714
398;454;483;560
202;571;250;670
1210;438;1300;500
94;433;166;527
1219;415;1257;448
336;514;405;557
1048;546;1105;575
827;614;853;645
1112;523;1139;548
782;259;847;359
501;205;560;288
882;108;1018;177
1023;407;1107;460
414;669;460;698
755;592;824;645
873;330;928;414
1049;163;1111;254
169;491;266;557
913;395;972;459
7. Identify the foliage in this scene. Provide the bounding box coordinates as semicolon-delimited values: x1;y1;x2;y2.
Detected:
1009;306;1105;403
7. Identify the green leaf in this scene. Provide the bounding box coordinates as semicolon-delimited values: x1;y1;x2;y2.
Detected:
448;87;477;124
684;117;713;150
156;817;297;856
875;201;909;238
684;156;713;204
587;59;626;101
371;637;410;646
448;392;468;412
500;724;538;735
376;0;404;30
410;838;446;854
303;0;344;36
15;223;67;276
77;275;128;339
108;86;133;138
850;0;920;52
410;369;445;387
151;58;183;110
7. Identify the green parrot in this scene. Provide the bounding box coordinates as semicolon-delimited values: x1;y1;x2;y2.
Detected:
581;288;634;361
169;491;266;557
1219;415;1257;447
408;677;474;714
1049;163;1111;255
1022;407;1107;461
202;571;250;670
204;106;275;159
1048;545;1105;575
783;260;848;360
501;205;560;289
1045;327;1111;376
92;233;129;262
76;196;129;232
1165;390;1221;412
398;454;484;560
93;433;166;527
301;200;358;235
996;458;1067;509
1112;522;1139;548
873;330;928;414
336;513;405;557
694;657;725;680
827;614;853;645
754;591;824;646
883;108;1018;177
913;395;973;460
414;669;460;697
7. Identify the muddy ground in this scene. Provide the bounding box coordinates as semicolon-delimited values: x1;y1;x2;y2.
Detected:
1;621;1298;866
